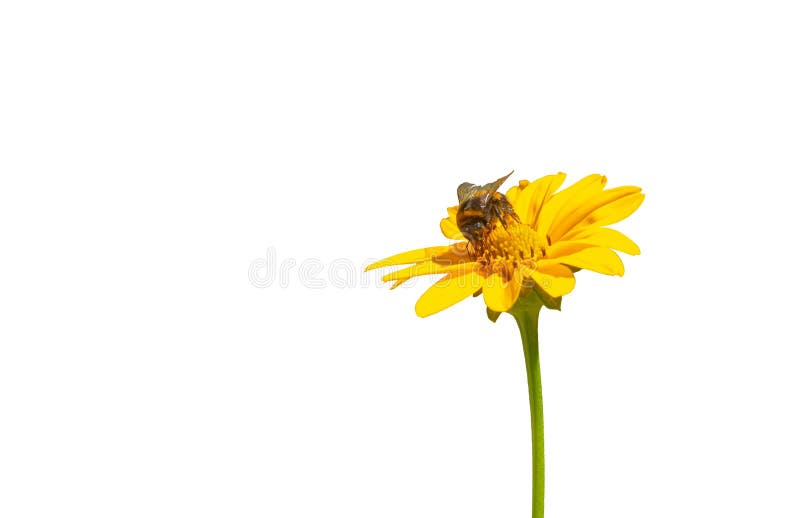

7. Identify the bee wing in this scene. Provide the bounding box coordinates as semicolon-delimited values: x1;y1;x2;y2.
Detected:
457;171;514;203
457;182;482;203
484;171;514;193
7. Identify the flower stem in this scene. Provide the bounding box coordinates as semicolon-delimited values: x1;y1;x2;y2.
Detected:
510;299;544;518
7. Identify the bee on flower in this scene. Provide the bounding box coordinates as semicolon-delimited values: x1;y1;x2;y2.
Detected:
366;171;644;317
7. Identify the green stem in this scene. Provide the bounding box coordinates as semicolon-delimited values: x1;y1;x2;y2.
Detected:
510;300;544;518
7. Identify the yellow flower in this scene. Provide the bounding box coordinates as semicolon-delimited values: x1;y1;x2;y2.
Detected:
366;173;644;317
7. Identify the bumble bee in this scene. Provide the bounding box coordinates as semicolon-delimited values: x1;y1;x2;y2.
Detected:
456;171;519;250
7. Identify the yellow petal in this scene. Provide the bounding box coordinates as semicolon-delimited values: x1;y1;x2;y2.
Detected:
544;241;594;260
365;245;451;271
504;180;526;206
549;247;625;276
440;217;465;240
482;272;521;312
382;261;477;283
429;242;473;266
415;270;483;317
573;192;645;231
561;228;640;255
548;186;642;242
536;174;607;237
509;173;567;226
522;263;576;297
439;206;465;240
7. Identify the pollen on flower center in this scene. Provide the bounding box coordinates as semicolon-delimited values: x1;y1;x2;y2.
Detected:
473;220;544;275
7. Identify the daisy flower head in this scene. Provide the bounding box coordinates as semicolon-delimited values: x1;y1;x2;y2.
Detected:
367;172;644;317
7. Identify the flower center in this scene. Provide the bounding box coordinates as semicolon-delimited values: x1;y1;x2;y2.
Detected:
472;219;544;276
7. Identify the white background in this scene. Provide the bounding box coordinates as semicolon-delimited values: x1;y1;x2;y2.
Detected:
2;1;799;517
